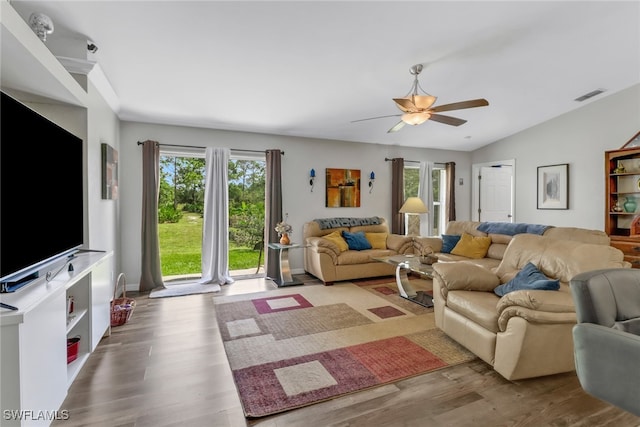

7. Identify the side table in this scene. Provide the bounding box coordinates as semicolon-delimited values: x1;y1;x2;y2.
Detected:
267;243;304;287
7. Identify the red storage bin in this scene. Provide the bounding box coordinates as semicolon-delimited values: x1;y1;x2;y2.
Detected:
67;336;80;364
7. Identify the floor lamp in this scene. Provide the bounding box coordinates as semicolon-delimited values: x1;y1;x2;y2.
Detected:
399;197;428;236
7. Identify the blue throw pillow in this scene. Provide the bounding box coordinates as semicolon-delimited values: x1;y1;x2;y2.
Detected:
494;262;560;297
341;231;372;251
441;235;461;253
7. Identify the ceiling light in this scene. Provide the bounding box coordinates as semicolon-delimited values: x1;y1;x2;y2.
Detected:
401;112;431;125
393;64;438;114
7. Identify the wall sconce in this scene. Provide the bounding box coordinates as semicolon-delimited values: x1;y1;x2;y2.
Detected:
368;171;375;193
309;168;316;192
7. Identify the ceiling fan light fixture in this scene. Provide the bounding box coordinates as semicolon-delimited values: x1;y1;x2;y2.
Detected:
402;112;431;125
412;95;437;110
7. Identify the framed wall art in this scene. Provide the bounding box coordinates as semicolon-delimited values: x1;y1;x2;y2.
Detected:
101;143;119;199
537;163;568;209
325;168;361;208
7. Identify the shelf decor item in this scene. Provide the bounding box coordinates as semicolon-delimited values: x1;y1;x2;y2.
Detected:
111;273;136;327
67;336;80;364
624;197;637;213
614;165;626;174
613;199;624;212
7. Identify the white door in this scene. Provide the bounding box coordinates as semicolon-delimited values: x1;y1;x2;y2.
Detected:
479;166;513;222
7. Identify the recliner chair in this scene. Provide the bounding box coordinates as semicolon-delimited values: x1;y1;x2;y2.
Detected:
570;268;640;416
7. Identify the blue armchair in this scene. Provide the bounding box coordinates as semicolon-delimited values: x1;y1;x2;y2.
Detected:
570;268;640;416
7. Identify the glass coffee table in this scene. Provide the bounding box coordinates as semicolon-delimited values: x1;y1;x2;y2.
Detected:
372;254;434;308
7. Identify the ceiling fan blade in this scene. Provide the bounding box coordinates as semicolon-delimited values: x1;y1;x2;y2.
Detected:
430;98;489;113
351;114;401;123
392;98;417;113
387;121;406;133
429;114;467;126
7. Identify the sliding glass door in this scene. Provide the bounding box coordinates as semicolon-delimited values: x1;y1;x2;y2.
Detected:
157;151;265;282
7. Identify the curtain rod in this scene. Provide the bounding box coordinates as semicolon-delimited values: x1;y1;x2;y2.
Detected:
136;141;284;155
384;157;445;166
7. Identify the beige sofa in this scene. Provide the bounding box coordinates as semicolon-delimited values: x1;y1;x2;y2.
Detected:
431;233;630;381
414;220;612;270
303;217;413;285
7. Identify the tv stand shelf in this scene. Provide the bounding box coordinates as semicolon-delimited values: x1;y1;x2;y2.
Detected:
0;251;113;426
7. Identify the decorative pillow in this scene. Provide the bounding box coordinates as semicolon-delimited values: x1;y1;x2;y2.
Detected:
494;262;560;297
322;231;349;252
342;231;372;251
441;235;461;253
365;232;388;249
450;233;492;259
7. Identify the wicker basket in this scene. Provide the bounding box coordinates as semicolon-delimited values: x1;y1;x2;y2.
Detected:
111;273;136;327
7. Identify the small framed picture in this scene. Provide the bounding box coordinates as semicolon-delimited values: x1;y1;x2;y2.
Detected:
101;143;119;199
537;163;569;209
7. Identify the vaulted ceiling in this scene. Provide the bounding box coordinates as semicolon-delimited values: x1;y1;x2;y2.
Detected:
10;1;640;151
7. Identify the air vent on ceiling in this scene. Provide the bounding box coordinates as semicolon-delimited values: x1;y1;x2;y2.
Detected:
574;89;606;102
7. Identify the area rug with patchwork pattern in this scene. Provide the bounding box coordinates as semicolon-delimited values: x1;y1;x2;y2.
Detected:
213;276;476;418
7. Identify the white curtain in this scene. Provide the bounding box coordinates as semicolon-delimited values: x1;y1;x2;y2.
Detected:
418;161;435;236
200;147;234;286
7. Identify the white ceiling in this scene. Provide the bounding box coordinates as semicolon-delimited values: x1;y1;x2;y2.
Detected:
10;1;640;151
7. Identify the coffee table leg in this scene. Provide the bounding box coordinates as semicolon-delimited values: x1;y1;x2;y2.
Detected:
395;262;417;298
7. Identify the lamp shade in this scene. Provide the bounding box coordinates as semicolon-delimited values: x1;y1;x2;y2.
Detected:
399;197;428;214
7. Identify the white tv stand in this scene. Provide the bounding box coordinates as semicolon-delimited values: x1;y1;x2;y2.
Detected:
0;251;113;426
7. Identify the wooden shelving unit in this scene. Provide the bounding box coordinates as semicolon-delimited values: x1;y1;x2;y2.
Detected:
605;131;640;268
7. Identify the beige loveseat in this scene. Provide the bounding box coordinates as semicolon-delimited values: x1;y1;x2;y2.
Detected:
414;220;611;271
431;233;630;381
303;217;413;285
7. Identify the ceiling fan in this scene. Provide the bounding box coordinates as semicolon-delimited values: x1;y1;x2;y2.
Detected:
352;64;489;133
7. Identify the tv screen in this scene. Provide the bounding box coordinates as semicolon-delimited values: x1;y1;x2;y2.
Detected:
1;91;84;288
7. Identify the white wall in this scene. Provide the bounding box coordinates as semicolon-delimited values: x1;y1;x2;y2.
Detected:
119;122;472;288
118;84;639;288
472;84;640;229
86;79;120;274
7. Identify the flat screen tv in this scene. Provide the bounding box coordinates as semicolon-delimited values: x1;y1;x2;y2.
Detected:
1;91;84;291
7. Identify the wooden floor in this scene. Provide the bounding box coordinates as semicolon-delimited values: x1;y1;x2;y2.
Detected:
55;277;640;427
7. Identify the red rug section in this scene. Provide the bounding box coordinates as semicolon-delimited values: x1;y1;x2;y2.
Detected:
233;348;380;417
347;336;447;383
232;335;447;417
367;305;406;319
251;293;313;314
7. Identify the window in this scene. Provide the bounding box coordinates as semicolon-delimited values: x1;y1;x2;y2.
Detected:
404;164;446;236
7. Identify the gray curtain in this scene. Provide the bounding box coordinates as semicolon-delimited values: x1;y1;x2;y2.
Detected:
139;140;164;292
446;162;456;221
391;157;405;234
265;149;282;281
